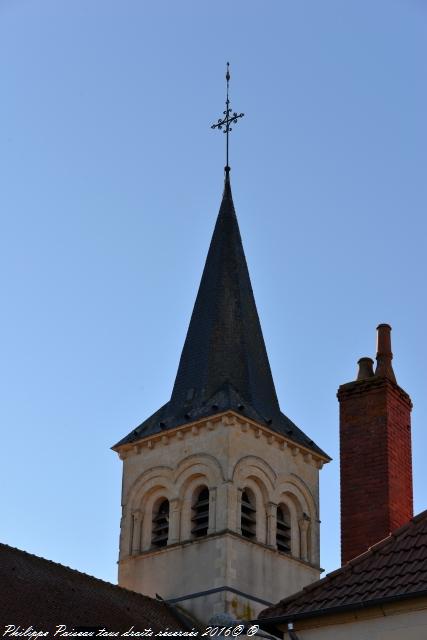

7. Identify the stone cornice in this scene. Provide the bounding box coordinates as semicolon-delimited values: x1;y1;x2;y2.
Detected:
115;410;329;468
118;528;322;573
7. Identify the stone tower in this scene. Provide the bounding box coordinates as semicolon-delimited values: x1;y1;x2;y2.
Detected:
338;324;413;565
113;170;330;622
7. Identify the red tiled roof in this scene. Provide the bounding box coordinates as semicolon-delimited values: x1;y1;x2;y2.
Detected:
0;543;193;631
259;510;427;624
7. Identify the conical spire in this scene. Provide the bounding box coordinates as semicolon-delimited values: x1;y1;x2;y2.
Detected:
169;172;280;420
113;173;327;459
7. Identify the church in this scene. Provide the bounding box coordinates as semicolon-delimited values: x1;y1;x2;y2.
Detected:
111;68;329;622
2;68;427;638
112;164;330;622
110;67;427;634
111;159;427;635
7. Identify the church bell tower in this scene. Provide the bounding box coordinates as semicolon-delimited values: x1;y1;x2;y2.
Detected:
112;67;329;622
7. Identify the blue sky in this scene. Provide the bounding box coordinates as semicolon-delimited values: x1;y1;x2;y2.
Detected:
1;0;426;585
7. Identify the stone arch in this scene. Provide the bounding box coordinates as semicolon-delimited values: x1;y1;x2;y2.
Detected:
125;465;175;510
174;453;225;487
290;472;319;520
175;454;224;540
276;502;292;554
189;484;210;540
232;457;276;545
273;475;316;562
232;455;277;494
273;476;316;521
276;492;302;558
180;477;212;540
240;485;258;540
123;467;176;554
141;486;172;551
150;496;170;548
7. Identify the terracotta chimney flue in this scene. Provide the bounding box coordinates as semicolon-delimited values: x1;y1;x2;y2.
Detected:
375;323;396;383
357;357;375;380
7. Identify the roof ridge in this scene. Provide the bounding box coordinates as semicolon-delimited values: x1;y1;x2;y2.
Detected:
346;509;427;565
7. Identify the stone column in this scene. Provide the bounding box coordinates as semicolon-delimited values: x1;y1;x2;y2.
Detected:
119;507;129;559
131;509;143;556
299;515;310;562
215;481;233;531
168;498;181;544
311;519;320;566
236;487;243;535
208;487;217;535
267;501;278;548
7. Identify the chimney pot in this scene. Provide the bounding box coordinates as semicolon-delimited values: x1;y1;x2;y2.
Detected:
375;324;396;383
357;357;375;380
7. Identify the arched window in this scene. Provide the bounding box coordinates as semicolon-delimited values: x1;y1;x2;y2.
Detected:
241;489;256;539
151;499;169;547
276;504;291;553
191;486;210;538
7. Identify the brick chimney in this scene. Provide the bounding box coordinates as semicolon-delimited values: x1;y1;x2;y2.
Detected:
338;324;413;565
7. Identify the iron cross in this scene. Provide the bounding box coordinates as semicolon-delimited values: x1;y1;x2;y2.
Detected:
211;62;244;171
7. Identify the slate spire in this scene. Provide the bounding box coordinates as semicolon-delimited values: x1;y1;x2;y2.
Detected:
113;171;328;459
169;170;280;420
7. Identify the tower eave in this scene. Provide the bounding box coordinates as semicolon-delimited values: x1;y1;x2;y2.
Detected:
112;408;331;465
112;394;330;462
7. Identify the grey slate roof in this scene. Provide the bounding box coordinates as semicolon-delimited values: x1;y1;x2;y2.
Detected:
114;174;328;459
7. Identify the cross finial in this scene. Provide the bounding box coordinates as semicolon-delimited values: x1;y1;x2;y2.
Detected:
211;62;244;176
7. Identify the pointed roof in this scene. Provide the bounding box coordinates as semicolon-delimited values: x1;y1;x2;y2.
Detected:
114;173;328;459
170;173;279;421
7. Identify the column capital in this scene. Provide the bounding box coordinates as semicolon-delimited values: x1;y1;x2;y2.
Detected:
299;516;310;532
169;497;181;509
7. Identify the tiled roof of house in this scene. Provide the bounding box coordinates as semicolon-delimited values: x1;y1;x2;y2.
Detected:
258;509;427;625
0;542;195;631
113;174;328;461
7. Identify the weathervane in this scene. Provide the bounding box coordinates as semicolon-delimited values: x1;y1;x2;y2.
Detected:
211;62;244;173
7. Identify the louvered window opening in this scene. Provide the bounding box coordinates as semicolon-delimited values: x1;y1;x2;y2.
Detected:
276;505;291;553
241;490;256;539
191;488;210;537
152;499;169;548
